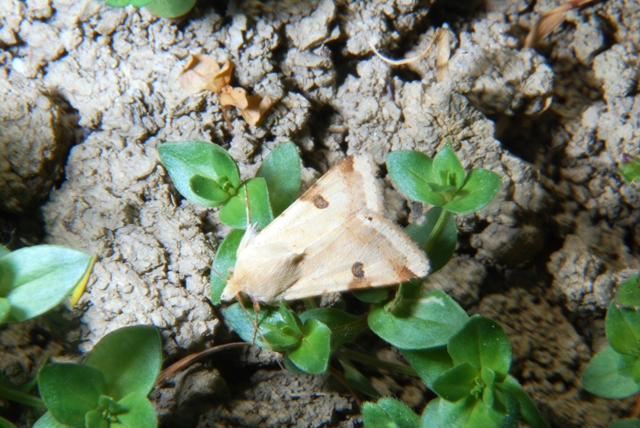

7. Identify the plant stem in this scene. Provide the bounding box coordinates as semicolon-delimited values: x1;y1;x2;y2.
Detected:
338;348;418;377
0;385;44;409
303;298;317;310
424;208;451;253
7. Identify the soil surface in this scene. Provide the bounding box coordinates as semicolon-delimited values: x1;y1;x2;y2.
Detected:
1;0;639;427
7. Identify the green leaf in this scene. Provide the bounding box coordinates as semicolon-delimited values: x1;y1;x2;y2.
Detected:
210;229;244;305
443;169;502;214
85;409;108;428
420;396;505;428
617;275;640;307
362;397;420;428
352;287;393;303
496;376;550;428
0;245;10;259
257;142;302;217
38;363;106;427
611;419;640;428
620;154;640;188
369;290;468;350
0;416;17;428
84;325;161;401
406;207;457;273
606;301;640;356
0;245;94;322
224;303;298;351
282;356;306;374
33;412;68;428
432;141;466;192
157;141;240;207
448;316;512;383
401;346;454;388
287;319;332;374
432;363;479;402
299;308;366;349
387;151;446;207
582;346;640;399
219;178;274;230
338;358;380;399
115;393;158;428
0;298;9;324
143;0;196;18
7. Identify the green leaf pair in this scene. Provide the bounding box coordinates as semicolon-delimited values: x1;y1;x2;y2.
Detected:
387;141;502;214
104;0;197;18
582;277;640;400
366;287;546;427
225;302;368;375
0;245;95;324
158;141;301;233
35;326;162;428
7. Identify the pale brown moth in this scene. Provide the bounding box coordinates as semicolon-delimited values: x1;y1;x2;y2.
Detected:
220;153;430;303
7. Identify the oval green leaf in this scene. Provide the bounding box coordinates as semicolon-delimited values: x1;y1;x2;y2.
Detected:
257;142;302;217
368;290;468;350
0;245;94;322
496;376;550;428
420;396;505;428
210;229;245;305
362;397;420;428
33;412;68;428
157;141;240;207
144;0;196;18
224;302;296;351
448;316;512;382
115;393;158;428
219;178;274;230
287;319;331;374
432;141;466;191
432;363;478;402
401;346;453;388
38;364;106;427
617;275;640;307
84;325;162;400
300;308;366;349
443;169;502;214
387;151;446;207
582;346;640;399
606;301;640;356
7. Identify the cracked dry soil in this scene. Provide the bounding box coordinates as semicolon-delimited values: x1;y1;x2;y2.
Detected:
0;0;639;426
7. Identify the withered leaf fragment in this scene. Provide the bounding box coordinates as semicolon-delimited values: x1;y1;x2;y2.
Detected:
178;55;233;94
524;0;594;48
220;86;275;126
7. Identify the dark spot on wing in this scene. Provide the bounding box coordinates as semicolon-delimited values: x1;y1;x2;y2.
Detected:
351;262;365;278
338;155;355;174
394;265;419;282
313;195;329;209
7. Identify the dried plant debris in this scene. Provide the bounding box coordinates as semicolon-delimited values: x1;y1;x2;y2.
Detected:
178;55;233;94
220;86;275;126
524;0;595;48
178;55;274;126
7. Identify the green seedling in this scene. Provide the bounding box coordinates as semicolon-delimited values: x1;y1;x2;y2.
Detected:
34;325;162;428
159;139;545;427
581;275;640;427
620;154;640;193
102;0;196;18
0;244;95;324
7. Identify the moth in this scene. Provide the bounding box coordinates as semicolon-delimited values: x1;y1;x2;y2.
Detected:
220;153;430;303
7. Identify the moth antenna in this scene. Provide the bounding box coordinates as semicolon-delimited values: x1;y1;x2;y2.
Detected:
160;214;228;283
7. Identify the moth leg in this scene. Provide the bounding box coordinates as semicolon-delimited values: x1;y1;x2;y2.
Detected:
252;298;261;344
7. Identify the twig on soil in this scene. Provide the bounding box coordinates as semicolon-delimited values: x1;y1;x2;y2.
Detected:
156;342;251;384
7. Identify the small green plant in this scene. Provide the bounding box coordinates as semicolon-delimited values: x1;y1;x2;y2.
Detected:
34;325;162;428
620;154;640;193
0;244;95;324
158;140;547;427
102;0;196;19
582;274;640;426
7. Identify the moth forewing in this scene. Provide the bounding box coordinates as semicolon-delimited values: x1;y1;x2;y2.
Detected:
221;154;430;303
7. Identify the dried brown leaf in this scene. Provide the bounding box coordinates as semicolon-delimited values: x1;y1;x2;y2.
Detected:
219;86;249;109
239;95;276;126
178;55;233;93
524;0;595;48
436;30;450;82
